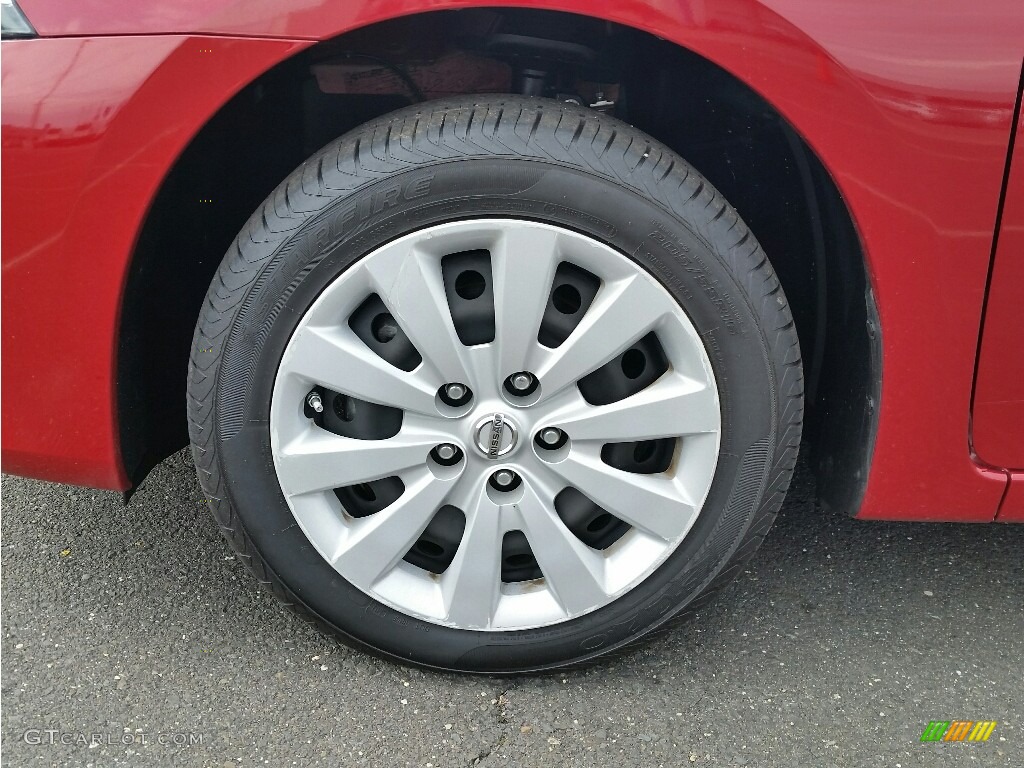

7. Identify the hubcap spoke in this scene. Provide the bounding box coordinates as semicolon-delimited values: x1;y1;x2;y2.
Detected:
551;448;696;542
276;427;443;497
549;373;719;443
516;481;608;615
492;226;561;376
364;245;473;385
331;470;451;589
440;476;505;628
283;325;440;415
532;274;672;398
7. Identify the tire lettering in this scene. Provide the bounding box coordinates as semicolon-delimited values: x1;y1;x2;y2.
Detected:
403;173;434;200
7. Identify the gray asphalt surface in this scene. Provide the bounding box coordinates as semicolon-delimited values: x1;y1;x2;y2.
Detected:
2;450;1021;767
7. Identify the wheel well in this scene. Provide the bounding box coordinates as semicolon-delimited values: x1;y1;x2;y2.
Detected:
119;8;879;514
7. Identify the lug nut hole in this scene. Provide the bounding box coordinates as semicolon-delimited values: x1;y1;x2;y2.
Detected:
333;394;356;422
455;270;486;300
371;312;400;344
352;483;377;503
552;284;583;315
621;348;647;379
415;540;445;557
633;440;657;463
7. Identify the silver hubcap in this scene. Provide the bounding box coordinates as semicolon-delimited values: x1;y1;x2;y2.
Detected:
270;219;721;630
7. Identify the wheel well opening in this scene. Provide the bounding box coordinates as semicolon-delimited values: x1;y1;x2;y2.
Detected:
119;7;878;514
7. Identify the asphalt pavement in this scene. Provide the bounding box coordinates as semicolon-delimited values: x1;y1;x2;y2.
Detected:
2;450;1021;767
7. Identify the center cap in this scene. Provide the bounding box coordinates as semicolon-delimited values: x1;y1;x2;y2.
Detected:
474;413;518;459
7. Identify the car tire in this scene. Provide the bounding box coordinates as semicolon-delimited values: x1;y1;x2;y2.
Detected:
187;95;803;673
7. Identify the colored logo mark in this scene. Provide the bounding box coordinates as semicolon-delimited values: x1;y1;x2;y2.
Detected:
920;721;997;742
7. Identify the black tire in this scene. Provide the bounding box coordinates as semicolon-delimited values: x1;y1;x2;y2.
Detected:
187;95;803;673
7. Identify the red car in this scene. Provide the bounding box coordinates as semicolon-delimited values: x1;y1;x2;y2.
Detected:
3;0;1022;672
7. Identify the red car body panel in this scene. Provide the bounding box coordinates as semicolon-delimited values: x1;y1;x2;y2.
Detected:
3;0;1023;522
997;473;1024;522
974;109;1024;472
1;36;310;488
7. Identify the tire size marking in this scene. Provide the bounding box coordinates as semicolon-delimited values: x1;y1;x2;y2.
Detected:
640;222;745;336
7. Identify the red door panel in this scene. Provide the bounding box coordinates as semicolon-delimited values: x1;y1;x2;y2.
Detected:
973;107;1024;470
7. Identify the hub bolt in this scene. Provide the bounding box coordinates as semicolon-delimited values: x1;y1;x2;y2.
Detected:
306;392;324;413
444;383;467;401
493;469;517;488
510;372;534;392
539;427;563;446
435;443;458;461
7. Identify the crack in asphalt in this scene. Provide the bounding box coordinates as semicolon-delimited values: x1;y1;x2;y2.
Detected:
473;684;517;765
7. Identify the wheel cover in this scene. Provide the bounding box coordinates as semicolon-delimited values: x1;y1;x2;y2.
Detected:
269;219;721;631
